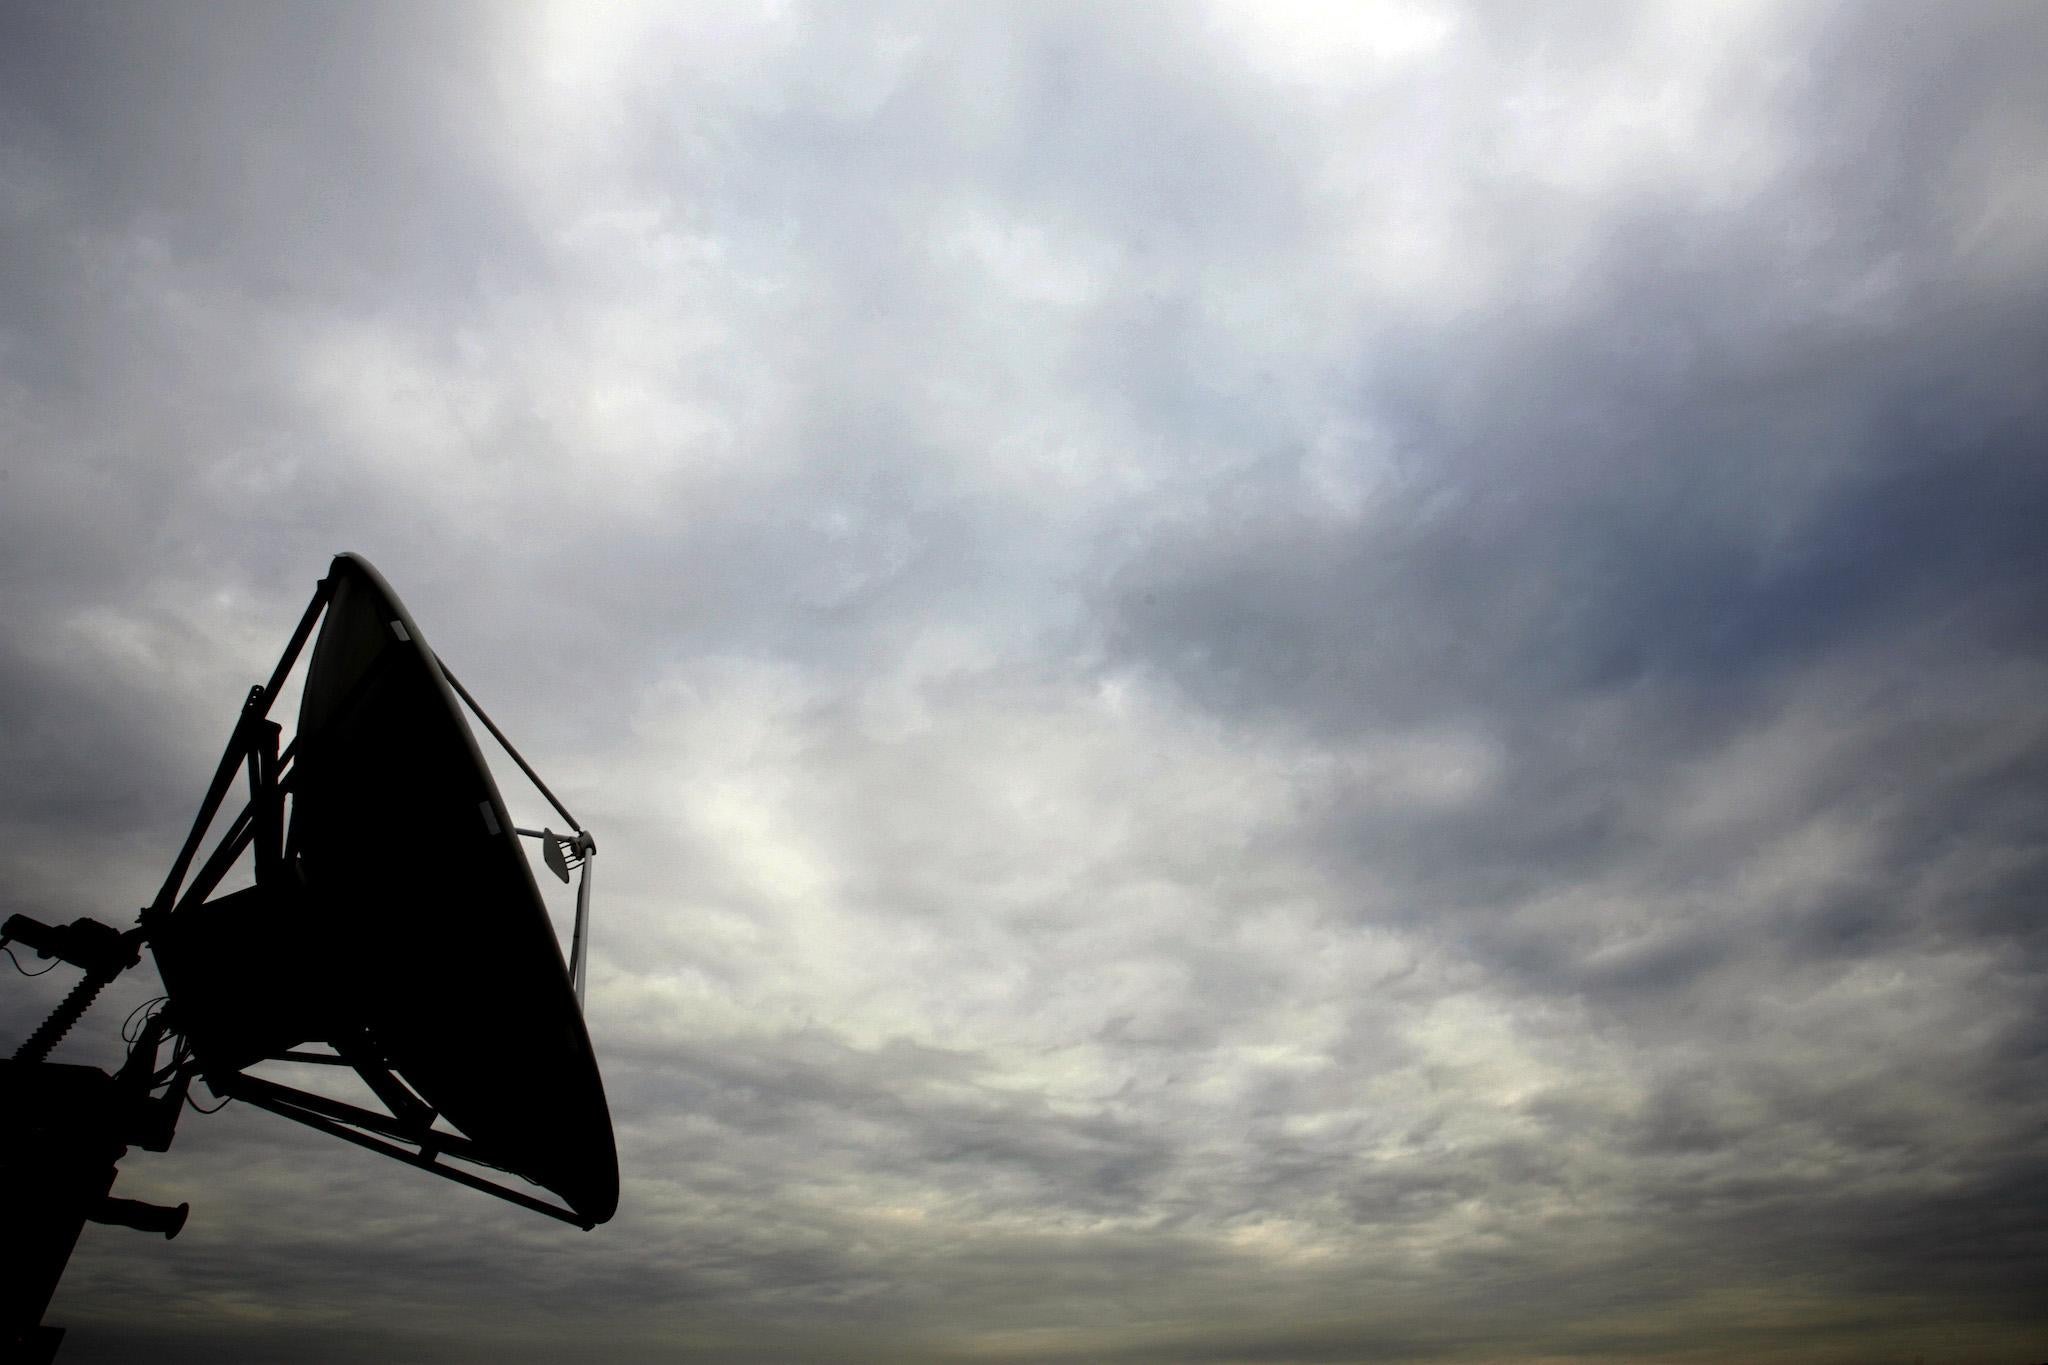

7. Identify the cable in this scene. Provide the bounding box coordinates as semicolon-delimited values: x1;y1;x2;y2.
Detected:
153;1050;189;1087
3;944;58;976
187;1083;232;1115
123;995;169;1044
151;1032;196;1087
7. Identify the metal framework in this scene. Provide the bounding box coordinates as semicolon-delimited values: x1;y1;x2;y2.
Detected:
2;569;604;1360
440;660;598;1009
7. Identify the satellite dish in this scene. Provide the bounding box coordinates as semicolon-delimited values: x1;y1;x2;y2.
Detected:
4;554;616;1358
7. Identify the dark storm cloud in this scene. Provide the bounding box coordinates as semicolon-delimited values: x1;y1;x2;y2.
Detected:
5;1;2048;1362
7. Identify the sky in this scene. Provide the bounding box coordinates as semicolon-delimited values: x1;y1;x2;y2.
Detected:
2;1;2046;1361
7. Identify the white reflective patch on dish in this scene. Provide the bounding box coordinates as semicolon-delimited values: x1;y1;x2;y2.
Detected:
479;801;501;835
390;620;411;642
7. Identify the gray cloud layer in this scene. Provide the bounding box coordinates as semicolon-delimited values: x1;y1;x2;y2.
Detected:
4;2;2046;1361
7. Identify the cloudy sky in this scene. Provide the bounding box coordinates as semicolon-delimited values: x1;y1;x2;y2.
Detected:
4;1;2046;1361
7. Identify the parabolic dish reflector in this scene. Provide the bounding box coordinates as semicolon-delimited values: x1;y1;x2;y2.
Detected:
286;554;618;1225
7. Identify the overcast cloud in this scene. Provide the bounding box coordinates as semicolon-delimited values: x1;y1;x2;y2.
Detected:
4;2;2046;1361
